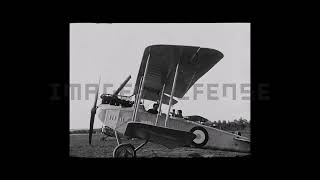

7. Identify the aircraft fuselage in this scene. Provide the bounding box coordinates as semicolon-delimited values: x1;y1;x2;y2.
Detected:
97;104;250;153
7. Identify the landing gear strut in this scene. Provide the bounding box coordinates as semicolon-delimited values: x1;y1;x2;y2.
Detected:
112;131;149;158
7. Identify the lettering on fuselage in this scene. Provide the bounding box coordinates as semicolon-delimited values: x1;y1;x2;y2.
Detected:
100;107;138;133
119;117;125;122
103;110;119;129
106;114;118;122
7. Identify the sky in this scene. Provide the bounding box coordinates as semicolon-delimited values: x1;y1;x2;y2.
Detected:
70;23;250;130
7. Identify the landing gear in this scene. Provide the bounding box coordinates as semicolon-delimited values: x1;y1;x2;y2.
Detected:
113;144;136;158
112;140;149;158
112;130;149;158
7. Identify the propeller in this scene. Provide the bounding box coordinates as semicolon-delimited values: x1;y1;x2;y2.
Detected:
89;76;101;145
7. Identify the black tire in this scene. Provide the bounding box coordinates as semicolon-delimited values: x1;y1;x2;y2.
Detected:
113;143;136;158
190;126;209;148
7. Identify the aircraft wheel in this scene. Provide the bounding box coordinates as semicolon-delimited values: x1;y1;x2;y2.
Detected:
113;143;136;158
190;126;209;148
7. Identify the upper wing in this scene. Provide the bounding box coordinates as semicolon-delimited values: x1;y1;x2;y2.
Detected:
134;45;224;101
141;88;178;105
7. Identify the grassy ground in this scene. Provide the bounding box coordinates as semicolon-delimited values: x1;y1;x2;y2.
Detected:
70;134;250;158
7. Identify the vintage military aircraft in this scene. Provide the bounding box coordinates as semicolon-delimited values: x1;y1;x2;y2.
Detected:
89;44;250;158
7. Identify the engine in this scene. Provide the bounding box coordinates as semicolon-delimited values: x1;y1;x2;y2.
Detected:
100;94;134;107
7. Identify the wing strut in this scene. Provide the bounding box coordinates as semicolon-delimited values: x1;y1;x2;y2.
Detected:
165;60;180;127
132;77;143;122
155;83;165;125
133;47;151;122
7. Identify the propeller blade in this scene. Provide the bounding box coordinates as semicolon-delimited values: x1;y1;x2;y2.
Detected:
89;109;95;145
113;75;131;96
89;76;101;145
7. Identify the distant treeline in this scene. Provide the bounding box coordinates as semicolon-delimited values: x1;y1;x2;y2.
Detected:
213;117;250;132
70;129;101;134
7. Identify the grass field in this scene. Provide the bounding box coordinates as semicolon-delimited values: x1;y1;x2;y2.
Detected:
70;134;250;158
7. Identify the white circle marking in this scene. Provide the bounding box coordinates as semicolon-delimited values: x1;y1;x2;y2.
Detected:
193;129;205;144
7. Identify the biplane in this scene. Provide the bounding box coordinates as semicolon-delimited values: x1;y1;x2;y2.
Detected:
89;44;250;158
